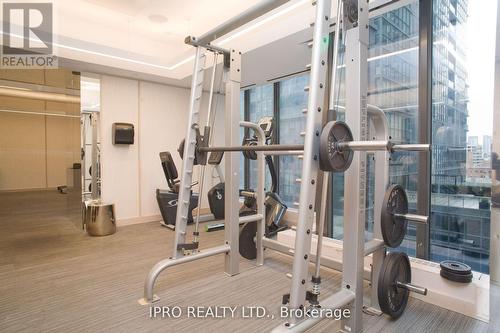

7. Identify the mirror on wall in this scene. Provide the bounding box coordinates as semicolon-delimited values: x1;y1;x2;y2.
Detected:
80;75;101;202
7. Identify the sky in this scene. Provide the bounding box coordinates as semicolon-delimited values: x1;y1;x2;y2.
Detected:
465;0;498;143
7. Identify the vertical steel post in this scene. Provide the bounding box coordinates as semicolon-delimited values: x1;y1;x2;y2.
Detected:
340;0;369;331
416;0;433;259
90;113;99;200
367;105;390;313
173;47;207;258
287;0;331;327
224;49;242;276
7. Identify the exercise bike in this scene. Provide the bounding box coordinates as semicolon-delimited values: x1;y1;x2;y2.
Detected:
156;151;200;228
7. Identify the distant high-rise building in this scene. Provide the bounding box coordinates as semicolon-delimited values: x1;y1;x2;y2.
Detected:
468;136;479;147
366;0;490;272
483;135;492;160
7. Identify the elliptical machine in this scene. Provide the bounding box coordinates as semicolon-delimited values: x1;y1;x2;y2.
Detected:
237;117;288;259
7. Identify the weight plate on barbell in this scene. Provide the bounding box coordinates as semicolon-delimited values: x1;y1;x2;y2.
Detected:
239;221;257;260
381;184;408;248
178;139;198;165
378;252;411;319
319;121;354;172
440;260;472;275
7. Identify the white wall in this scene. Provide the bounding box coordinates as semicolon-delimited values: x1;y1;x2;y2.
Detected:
100;76;140;221
100;74;225;224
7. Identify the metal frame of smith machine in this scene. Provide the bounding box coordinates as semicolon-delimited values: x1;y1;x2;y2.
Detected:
140;0;430;332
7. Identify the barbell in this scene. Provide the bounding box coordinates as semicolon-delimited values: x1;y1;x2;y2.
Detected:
194;121;430;172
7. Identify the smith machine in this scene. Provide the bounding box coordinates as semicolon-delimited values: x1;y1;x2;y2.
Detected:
140;0;431;332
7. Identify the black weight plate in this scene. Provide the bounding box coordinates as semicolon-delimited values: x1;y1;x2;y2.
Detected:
381;185;408;248
440;260;471;275
178;139;185;159
319;121;354;172
239;222;257;260
440;269;473;283
178;139;198;165
378;252;411;319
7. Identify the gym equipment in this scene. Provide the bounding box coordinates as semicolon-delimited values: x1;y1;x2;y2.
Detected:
141;2;431;332
239;221;257;260
238;190;288;260
194;120;428;167
81;111;102;200
380;185;429;248
207;182;225;219
381;185;408;248
206;151;226;220
439;261;473;283
378;252;427;319
206;116;287;231
237;117;288;259
319;120;354;172
156;151;199;227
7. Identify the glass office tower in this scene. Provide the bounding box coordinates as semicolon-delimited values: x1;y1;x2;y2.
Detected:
366;0;491;272
430;0;490;272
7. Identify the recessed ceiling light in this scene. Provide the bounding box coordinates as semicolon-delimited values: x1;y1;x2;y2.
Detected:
148;14;168;23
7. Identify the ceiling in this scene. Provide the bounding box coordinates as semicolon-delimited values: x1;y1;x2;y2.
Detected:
52;0;317;83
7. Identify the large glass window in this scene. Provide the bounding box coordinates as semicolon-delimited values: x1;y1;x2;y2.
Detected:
278;75;309;206
330;2;420;246
366;2;420;255
240;0;494;274
430;0;493;273
248;84;273;191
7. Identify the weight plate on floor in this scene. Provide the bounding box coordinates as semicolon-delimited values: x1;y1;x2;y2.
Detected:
440;269;472;283
319;121;354;172
239;222;257;260
381;185;408;248
440;260;471;275
378;252;411;319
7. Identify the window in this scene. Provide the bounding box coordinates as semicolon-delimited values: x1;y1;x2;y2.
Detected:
247;84;273;191
365;2;420;256
278;75;309;206
430;0;492;273
239;0;493;274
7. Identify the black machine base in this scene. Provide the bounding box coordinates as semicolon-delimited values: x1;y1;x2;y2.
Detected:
156;189;198;226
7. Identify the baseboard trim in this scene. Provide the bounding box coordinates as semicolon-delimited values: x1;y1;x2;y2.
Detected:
0;187;61;193
117;215;161;226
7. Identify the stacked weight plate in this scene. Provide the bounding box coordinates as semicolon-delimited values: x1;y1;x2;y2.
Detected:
440;260;473;283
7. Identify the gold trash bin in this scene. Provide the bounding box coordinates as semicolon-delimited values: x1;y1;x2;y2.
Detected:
82;200;116;236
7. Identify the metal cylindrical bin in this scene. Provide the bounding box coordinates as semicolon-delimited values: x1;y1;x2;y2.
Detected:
83;200;116;236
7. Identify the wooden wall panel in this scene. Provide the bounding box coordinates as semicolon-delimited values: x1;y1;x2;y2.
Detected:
0;96;45;112
0;113;46;190
45;101;80;116
0;68;81;191
0;69;45;84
